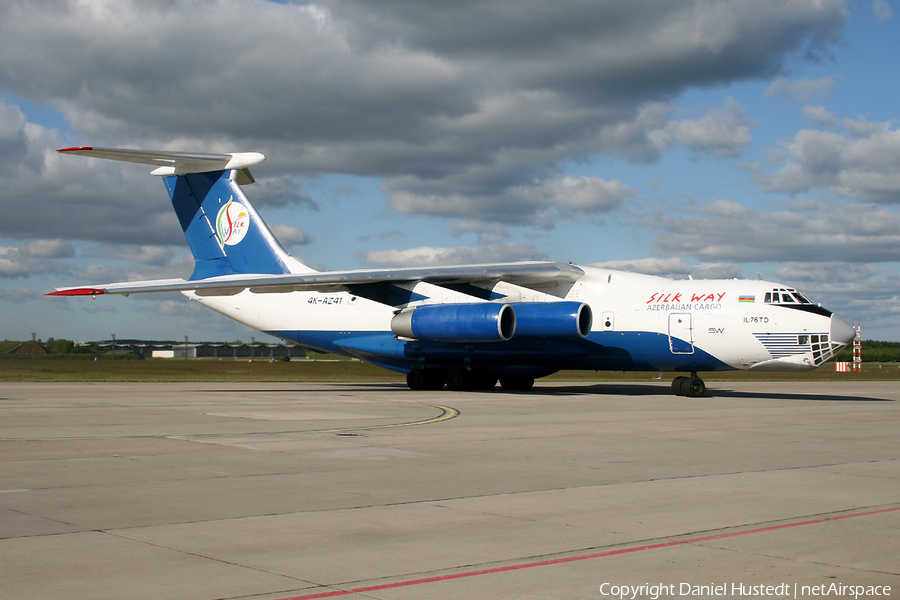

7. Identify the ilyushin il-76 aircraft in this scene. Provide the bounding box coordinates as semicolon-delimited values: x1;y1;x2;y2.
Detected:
50;148;857;396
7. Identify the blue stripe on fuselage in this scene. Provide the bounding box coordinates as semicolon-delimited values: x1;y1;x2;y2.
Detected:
267;329;732;374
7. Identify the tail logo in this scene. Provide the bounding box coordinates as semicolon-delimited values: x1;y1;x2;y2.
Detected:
215;197;250;246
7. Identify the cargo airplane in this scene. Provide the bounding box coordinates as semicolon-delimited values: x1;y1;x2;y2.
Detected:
50;148;856;396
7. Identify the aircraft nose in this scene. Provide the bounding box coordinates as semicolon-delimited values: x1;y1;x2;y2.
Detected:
831;314;856;346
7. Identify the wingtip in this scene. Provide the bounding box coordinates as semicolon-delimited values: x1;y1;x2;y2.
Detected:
57;146;93;153
46;288;106;296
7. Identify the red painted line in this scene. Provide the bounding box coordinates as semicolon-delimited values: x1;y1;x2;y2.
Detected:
280;506;900;600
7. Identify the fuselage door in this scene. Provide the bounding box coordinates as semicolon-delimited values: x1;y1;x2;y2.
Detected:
668;313;694;354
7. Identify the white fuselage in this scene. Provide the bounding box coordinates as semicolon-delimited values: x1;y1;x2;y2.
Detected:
188;265;852;374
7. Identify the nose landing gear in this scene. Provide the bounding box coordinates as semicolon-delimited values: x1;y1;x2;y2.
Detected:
672;373;706;397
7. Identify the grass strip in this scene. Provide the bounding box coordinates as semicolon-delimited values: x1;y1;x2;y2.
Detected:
1;359;898;383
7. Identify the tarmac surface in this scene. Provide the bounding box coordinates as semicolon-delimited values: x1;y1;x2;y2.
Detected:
1;381;898;600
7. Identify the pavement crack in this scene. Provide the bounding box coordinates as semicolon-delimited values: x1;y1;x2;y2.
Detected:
101;529;321;585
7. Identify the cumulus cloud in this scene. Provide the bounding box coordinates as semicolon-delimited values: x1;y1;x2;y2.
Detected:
641;200;900;263
758;116;900;202
390;175;637;225
98;245;175;266
0;0;846;236
788;270;900;331
268;223;315;248
74;252;195;283
0;99;185;246
654;98;753;157
0;288;39;304
590;257;743;280
0;241;74;278
360;242;549;267
774;261;878;284
20;239;75;259
0;247;32;278
0;0;869;342
873;0;894;21
450;221;511;245
763;76;838;101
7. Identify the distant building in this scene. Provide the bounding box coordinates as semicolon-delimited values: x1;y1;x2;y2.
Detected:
86;340;307;360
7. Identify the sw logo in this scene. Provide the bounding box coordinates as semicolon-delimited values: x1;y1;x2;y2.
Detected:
216;197;250;245
708;327;725;334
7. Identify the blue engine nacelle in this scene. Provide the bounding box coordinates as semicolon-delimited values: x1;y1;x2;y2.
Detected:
391;303;516;342
390;301;592;342
512;302;592;339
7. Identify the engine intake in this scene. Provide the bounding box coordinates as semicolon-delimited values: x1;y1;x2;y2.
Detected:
512;302;592;339
391;303;516;342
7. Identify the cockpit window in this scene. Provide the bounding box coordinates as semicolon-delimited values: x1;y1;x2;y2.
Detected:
761;287;831;317
764;288;815;305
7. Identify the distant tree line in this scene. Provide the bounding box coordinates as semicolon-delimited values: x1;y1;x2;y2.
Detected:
1;338;322;360
833;340;900;363
45;338;100;355
1;338;108;358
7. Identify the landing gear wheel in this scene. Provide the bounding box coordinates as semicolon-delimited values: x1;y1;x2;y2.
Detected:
684;376;706;397
500;376;535;391
672;375;705;397
407;369;427;390
446;369;468;391
406;369;446;390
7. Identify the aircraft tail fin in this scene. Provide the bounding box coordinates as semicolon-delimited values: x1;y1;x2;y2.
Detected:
58;147;315;279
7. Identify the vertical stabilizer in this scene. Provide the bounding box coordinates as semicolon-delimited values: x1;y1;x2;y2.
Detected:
56;147;315;278
164;170;294;279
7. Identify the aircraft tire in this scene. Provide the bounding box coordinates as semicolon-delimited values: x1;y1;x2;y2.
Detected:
407;369;446;390
671;376;687;396
446;369;469;391
684;376;706;397
499;376;535;391
407;369;427;390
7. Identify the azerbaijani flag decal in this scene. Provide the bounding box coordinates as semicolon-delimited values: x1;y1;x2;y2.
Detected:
739;295;755;303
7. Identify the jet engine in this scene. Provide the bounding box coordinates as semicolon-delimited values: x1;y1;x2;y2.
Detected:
391;303;516;342
512;302;592;339
390;301;592;342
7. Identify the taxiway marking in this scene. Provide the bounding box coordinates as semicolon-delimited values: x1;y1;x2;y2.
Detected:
280;505;900;600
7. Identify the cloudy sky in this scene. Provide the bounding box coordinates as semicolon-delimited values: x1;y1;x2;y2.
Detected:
1;0;899;343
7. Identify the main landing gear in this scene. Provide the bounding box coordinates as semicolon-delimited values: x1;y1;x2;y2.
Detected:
405;369;446;391
406;368;535;392
671;373;706;397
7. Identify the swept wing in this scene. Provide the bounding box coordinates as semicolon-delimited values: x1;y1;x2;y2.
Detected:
49;261;584;297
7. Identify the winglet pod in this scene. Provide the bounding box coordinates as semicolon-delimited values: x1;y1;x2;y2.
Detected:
46;288;106;297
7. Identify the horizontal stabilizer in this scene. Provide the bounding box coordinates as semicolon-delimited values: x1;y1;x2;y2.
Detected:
57;147;265;183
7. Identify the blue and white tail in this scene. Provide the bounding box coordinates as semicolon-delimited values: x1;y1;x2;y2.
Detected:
57;147;315;279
